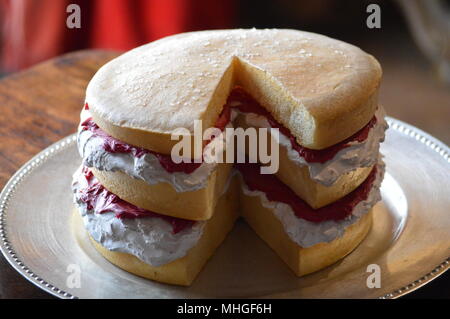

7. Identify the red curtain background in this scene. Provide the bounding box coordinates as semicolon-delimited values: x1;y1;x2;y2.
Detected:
0;0;235;72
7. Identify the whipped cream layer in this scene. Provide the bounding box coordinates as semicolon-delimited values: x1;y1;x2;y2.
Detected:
243;106;388;186
77;107;234;192
72;166;204;266
241;158;385;248
79;102;386;192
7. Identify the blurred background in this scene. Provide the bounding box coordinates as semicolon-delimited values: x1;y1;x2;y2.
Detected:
0;0;448;299
0;0;448;144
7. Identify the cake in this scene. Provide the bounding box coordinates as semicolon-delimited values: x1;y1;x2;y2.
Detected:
72;29;387;286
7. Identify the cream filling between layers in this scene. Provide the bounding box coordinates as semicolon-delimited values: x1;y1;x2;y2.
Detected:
78;106;386;192
78;128;219;192
242;106;388;186
72;166;205;267
77;108;236;192
241;158;385;248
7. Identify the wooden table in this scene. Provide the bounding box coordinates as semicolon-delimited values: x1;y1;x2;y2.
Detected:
0;50;448;298
0;50;119;298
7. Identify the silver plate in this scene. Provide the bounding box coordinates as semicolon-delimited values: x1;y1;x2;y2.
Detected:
0;117;449;299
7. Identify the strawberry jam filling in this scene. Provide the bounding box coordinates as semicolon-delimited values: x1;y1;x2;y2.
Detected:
78;167;194;234
82;87;376;175
236;162;378;223
225;87;377;163
81;117;203;174
81;100;233;174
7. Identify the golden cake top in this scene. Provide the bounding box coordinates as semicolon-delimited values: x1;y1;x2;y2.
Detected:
86;29;381;153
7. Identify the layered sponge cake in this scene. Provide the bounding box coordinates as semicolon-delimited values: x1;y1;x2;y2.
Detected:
72;29;387;286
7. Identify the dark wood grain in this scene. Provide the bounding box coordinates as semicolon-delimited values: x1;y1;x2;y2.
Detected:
0;50;119;298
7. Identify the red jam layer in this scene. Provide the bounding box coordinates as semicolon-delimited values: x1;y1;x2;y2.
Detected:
81;117;202;174
78;167;194;234
225;87;377;163
236;162;377;223
81;100;232;174
83;87;376;174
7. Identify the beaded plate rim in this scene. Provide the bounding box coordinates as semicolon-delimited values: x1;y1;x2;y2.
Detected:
0;117;448;299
